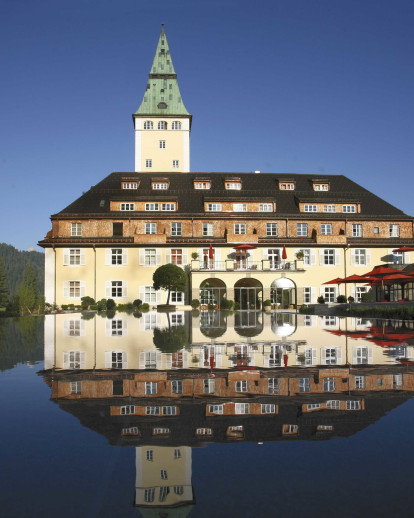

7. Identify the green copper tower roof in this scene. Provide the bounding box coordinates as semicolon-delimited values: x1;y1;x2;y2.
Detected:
134;25;191;118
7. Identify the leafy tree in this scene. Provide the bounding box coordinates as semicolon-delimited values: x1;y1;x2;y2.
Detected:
0;256;9;309
153;325;188;353
17;263;40;314
0;243;44;296
153;264;187;305
106;299;116;311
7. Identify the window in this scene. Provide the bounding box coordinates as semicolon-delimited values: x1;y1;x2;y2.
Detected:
390;224;400;237
170;249;183;265
145;159;152;168
209;404;223;415
268;378;279;394
324;205;337;213
172;121;181;130
110;248;123;266
204;378;215;393
70;381;82;395
303;287;312;304
174;486;184;495
235;403;250;414
145;223;157;234
120;203;134;211
234;223;246;234
203;223;214;236
207;203;222;211
307;404;321;410
194;181;211;190
159;140;166;149
343;205;356;213
112;222;123;236
196;428;213;436
354;347;369;364
353;248;367;265
146;406;160;415
235;380;248;392
225;182;242;190
374;226;379;234
160;470;168;480
259;203;273;212
144;286;157;303
174;449;181;459
266;223;277;236
109;281;126;298
324;348;337;365
323;377;335;392
145;203;159;211
314;183;329;191
279;183;295;190
261;404;276;414
67;281;81;298
321;224;332;235
323;249;336;265
162;203;175;211
172;160;179;169
159;487;170;502
352;224;362;237
297;223;308;237
346;401;361;410
163;406;177;416
145;382;157;395
146;450;153;461
121;405;135;415
170;291;183;303
122;182;138;189
71;223;82;237
144;488;155;503
171;380;183;394
158;121;167;130
304;204;317;212
282;424;298;435
326;400;340;409
323;287;336;302
392;251;403;264
109;320;124;336
393;374;403;388
299;378;310;392
233;203;247;212
355;376;365;389
144;121;153;130
65;320;82;338
152;182;168;189
171;223;182;236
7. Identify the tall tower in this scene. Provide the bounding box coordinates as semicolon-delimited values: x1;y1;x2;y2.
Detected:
133;25;192;173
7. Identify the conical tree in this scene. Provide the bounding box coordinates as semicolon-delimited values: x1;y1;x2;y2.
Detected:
0;256;9;310
17;263;40;314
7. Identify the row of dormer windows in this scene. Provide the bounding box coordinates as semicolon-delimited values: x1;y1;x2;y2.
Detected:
143;120;182;130
303;204;357;213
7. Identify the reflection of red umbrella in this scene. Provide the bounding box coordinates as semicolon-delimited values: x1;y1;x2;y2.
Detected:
283;354;288;369
209;243;214;259
392;246;414;253
209;356;215;373
325;329;370;339
282;245;287;260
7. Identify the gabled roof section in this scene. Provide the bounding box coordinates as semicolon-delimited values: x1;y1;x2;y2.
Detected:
134;25;191;118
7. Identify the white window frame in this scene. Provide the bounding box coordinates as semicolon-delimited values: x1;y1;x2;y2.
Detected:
352;224;362;237
233;203;247;212
144;121;153;130
145;203;159;211
304;204;318;212
279;183;295;190
171;380;183;394
204;379;215;394
234;223;246;235
171;222;182;236
145;382;157;395
235;403;250;414
171;120;182;130
266;223;277;236
120;203;135;211
342;205;356;213
162;202;175;211
121;405;135;415
323;204;337;213
314;184;329;191
261;404;276;414
323;287;336;302
235;380;248;392
106;280;127;299
63;280;86;299
145;223;157;234
159;140;166;149
209;404;223;415
225;182;242;190
297;223;308;237
152;182;168;190
105;248;127;266
390;224;400;237
259;203;273;212
71;223;82;237
194;181;211;190
145;159;152;168
172;160;179;169
207;203;222;212
202;223;214;237
122;182;138;190
321;224;332;235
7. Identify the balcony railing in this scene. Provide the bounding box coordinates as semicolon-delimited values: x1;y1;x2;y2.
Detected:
191;260;301;272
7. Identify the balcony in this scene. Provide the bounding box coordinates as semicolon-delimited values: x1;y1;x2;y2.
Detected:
191;259;304;272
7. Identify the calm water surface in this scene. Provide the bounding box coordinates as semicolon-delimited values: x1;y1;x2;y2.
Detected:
1;312;414;517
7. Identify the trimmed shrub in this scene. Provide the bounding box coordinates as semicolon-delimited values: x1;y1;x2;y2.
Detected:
299;305;315;314
141;303;150;312
220;298;234;310
336;295;347;303
191;299;200;309
133;299;142;308
317;296;325;304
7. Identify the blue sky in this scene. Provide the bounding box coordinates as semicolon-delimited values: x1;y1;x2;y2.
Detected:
1;0;413;251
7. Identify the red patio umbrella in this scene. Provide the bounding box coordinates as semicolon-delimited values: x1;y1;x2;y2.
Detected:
282;245;288;260
339;274;376;283
362;266;402;277
380;273;413;282
233;244;257;250
323;277;344;285
392;246;414;253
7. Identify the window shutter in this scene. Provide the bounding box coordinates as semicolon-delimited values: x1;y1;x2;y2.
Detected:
139;287;144;301
63;249;69;266
79;352;86;369
80;281;86;298
165;354;172;369
156;251;162;265
182;249;188;265
80;320;86;337
319;250;324;265
215;249;221;261
63;320;69;336
63;352;69;369
336;347;343;364
366;250;371;266
105;319;112;336
263;354;270;368
122;249;128;265
165;250;171;264
352;347;357;364
350;286;356;300
310;287;317;304
105;249;112;266
122;352;128;369
387;249;393;264
368;347;373;364
139;249;146;265
156;351;162;369
63;282;69;298
319;287;325;297
105;351;112;368
139;352;146;369
310;250;316;265
122;283;128;298
122;320;128;336
321;348;327;365
80;251;86;266
404;252;410;264
312;348;318;364
183;351;189;368
105;281;111;298
350;250;356;265
262;248;268;259
334;250;341;265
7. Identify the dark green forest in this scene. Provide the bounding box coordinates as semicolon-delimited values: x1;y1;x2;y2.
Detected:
0;317;44;371
0;243;44;296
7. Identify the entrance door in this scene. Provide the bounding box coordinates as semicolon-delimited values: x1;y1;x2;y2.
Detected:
235;287;258;310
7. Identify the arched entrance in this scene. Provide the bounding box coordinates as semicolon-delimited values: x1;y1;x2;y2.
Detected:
234;278;263;310
271;278;296;309
199;279;226;308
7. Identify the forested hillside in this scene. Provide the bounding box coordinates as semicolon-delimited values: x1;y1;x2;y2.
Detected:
0;243;44;296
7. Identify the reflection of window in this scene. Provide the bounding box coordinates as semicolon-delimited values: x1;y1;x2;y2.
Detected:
171;380;183;394
204;379;215;393
63;350;85;369
261;404;276;414
209;404;223;415
235;380;248;392
327;400;340;409
196;428;213;436
146;382;157;395
355;376;365;389
393;374;403;388
282;424;298;435
109;351;126;368
174;449;181;459
144;488;155;502
325;348;337;364
163;406;177;415
146;450;153;461
235;403;250;414
121;405;135;415
268;378;279;394
70;381;82;394
300;378;310;392
323;377;335;392
346;401;360;410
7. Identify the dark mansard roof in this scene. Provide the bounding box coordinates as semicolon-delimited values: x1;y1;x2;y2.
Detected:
53;172;412;220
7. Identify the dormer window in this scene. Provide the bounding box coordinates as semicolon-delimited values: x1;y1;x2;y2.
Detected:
279;182;295;191
152;182;169;190
207;203;222;212
304;204;318;212
314;183;329;191
194;180;211;190
144;121;153;130
121;182;138;190
158;121;167;130
120;203;135;211
343;205;356;213
225;181;242;190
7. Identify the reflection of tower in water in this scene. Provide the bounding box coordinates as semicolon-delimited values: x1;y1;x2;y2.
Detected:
135;446;195;513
